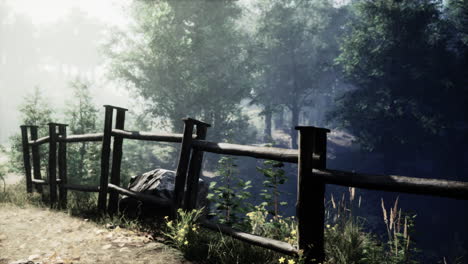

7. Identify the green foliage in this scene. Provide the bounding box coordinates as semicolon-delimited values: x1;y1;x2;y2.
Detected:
325;217;380;264
446;0;468;48
18;86;54;128
252;0;345;147
64;79;101;188
324;191;419;264
105;0;253;142
164;207;292;264
207;156;252;227
163;208;203;250
245;203;297;246
331;0;468;166
256;159;288;216
8;87;54;174
65;79;99;135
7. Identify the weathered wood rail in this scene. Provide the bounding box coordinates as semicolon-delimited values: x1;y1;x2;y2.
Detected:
111;129;184;143
20;104;468;263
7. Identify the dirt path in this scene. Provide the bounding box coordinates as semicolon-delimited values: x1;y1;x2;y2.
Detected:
0;205;191;264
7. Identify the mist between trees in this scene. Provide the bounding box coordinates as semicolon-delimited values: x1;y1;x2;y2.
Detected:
1;0;468;262
2;0;467;160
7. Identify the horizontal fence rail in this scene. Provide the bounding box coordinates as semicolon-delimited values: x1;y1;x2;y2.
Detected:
192;139;319;163
58;133;104;143
31;179;47;185
200;220;299;256
107;183;173;209
28;136;49;146
29;133;105;145
111;129;184;143
314;168;468;200
62;183;100;193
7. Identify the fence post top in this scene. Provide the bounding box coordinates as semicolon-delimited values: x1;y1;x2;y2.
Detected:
103;105;128;111
295;126;330;133
182;117;211;127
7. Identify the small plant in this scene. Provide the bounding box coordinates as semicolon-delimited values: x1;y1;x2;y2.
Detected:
256;159;288;217
243;204;303;264
245;203;298;245
381;197;418;263
208;156;252;227
163;208;202;249
324;189;420;264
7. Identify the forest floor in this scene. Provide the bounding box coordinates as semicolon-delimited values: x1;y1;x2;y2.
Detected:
0;204;192;264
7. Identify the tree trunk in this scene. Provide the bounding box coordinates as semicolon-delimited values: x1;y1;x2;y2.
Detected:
79;142;85;180
273;107;284;130
290;103;299;149
264;106;273;143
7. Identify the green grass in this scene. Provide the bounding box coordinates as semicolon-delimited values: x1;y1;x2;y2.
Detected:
0;180;45;208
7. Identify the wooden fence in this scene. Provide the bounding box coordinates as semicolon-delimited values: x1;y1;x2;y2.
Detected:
20;105;468;263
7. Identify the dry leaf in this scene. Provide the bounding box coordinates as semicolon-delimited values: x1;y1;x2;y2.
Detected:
102;244;112;250
28;254;41;261
119;247;130;253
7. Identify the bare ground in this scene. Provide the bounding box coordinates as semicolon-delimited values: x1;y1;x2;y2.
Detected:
0;204;191;264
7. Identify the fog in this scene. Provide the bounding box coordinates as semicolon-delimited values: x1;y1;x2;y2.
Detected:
0;0;133;144
1;0;467;263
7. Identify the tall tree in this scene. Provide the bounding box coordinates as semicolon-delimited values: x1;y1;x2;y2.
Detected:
253;0;340;148
331;0;467;175
8;87;54;174
106;0;253;142
64;79;100;185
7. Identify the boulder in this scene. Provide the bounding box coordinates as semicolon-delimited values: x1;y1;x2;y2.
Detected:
119;169;208;218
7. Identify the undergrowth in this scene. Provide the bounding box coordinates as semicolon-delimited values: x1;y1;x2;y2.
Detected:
160;157;424;264
2;156;464;264
0;180;45;208
0;180;422;264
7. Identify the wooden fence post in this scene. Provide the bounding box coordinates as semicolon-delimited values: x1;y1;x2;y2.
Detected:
30;126;43;195
48;123;58;206
20;125;33;193
173;118;196;213
184;120;211;211
98;105;114;213
108;107;127;215
296;126;329;263
58;124;68;209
